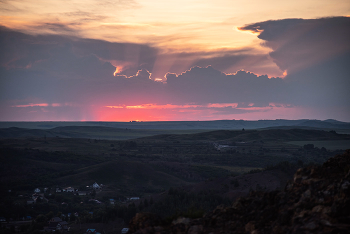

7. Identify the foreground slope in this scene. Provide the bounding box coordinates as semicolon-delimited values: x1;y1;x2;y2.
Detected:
129;150;350;233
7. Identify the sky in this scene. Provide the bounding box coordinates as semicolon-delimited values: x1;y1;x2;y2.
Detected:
0;0;350;121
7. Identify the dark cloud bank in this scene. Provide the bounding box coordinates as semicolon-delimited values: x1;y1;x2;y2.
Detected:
0;17;349;121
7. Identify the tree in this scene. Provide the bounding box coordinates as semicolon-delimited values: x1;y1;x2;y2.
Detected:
70;213;76;221
46;211;54;220
303;144;314;150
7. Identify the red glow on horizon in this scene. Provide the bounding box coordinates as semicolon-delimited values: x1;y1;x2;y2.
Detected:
95;102;303;122
2;101;337;122
7;102;321;122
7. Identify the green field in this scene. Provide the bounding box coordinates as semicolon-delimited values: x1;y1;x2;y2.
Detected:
287;140;350;150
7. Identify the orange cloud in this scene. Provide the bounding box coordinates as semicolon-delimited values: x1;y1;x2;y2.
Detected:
206;103;238;108
113;66;123;76
104;102;292;112
235;26;263;35
105;103;202;110
13;103;49;107
12;103;75;108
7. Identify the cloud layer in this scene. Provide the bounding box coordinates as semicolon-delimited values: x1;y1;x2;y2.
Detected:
1;17;350;121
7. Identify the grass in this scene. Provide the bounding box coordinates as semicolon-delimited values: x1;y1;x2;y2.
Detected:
1;128;348;198
190;164;231;178
54;160;193;195
287;140;350;150
212;165;262;174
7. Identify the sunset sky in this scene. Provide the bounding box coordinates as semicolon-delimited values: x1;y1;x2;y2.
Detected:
1;0;350;121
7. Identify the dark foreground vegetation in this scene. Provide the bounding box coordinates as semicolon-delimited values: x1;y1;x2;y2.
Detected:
0;126;349;233
129;150;350;233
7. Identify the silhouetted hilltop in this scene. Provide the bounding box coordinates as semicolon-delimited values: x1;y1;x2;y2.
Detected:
129;150;350;233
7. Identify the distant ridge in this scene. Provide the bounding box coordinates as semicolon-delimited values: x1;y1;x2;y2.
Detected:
139;128;350;142
1;126;350;142
0;119;349;130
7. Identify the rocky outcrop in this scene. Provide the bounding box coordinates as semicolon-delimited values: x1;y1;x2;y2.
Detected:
129;150;350;233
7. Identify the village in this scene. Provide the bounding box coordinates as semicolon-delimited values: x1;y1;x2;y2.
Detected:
1;182;139;233
27;182;140;206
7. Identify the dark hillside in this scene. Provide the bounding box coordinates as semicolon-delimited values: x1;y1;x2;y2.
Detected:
129;150;350;233
55;160;194;195
0;126;207;140
140;128;350;142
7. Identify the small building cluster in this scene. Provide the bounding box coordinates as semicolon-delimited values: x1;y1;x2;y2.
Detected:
54;182;104;196
56;186;78;193
44;217;69;232
128;197;140;201
213;143;237;151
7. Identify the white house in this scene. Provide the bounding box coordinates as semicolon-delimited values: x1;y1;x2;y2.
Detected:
78;191;87;196
121;228;129;234
64;187;75;192
34;188;40;193
92;182;101;190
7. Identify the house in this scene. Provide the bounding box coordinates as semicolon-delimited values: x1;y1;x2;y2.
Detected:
215;144;237;151
34;188;40;193
64;187;75;192
92;182;101;190
50;217;62;223
77;191;87;196
32;194;39;200
45;217;69;232
85;229;101;234
121;228;129;234
88;199;101;204
110;199;115;205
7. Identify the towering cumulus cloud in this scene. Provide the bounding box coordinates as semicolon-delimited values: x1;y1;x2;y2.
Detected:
239;17;350;74
239;17;350;113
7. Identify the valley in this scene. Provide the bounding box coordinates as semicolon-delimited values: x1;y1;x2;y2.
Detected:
0;122;350;233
